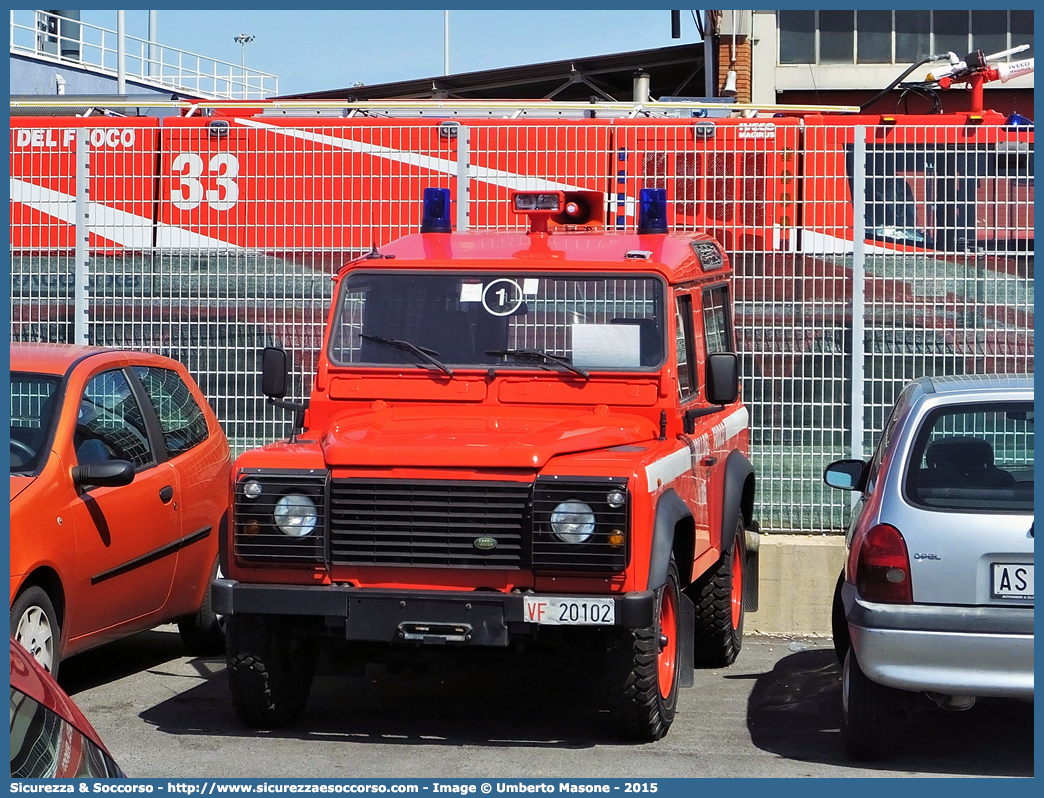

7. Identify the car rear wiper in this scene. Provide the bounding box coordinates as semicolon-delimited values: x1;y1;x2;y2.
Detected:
485;348;589;380
360;334;454;377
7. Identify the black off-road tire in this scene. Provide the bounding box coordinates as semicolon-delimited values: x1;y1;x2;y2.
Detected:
831;570;850;665
606;560;681;742
11;586;62;678
226;614;317;728
179;560;225;656
842;648;898;761
690;518;745;667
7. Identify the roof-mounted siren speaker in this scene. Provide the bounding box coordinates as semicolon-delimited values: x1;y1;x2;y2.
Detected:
550;191;605;229
637;188;669;234
420;187;453;233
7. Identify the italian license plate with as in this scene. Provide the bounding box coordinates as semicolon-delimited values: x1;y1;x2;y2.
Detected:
991;563;1033;600
522;596;615;625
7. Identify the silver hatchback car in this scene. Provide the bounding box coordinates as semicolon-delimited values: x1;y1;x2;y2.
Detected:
825;374;1033;760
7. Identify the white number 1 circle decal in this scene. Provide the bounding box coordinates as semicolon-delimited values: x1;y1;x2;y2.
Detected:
482;278;524;316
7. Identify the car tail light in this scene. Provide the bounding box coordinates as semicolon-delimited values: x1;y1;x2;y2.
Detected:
854;523;913;603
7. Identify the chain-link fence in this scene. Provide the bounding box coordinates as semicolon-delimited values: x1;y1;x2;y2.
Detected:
9;117;1034;532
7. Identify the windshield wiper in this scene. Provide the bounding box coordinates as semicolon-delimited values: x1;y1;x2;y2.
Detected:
485;348;589;380
360;334;454;377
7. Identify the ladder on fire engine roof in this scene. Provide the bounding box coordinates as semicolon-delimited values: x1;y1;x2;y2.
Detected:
8;97;862;118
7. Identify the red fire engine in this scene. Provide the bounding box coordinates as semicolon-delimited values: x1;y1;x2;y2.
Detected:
8;48;1034;257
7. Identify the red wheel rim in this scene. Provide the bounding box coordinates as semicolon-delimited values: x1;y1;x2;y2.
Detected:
731;539;744;630
657;585;677;698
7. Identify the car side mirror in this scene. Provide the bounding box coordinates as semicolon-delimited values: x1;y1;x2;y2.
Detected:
705;352;739;405
261;347;288;399
682;353;741;434
72;460;135;489
823;460;867;491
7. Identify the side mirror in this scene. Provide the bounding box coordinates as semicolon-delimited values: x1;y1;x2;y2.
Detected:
705;352;739;405
72;460;135;489
682;352;741;434
261;347;288;399
823;460;867;491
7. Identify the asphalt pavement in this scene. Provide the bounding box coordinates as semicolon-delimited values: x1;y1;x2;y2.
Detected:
59;626;1033;779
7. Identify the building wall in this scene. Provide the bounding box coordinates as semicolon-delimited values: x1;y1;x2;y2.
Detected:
716;37;752;103
750;9;1033;115
10;54;182;98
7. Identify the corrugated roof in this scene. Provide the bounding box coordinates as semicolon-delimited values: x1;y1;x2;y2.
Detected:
281;43;705;102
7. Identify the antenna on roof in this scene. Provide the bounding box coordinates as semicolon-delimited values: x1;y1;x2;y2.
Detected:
367;196;380;254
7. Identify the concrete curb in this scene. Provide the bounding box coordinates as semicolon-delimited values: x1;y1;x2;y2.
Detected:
748;534;846;636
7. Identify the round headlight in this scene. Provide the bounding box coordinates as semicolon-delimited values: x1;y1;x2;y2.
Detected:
550;500;596;544
274;493;318;537
606;489;626;508
242;480;263;500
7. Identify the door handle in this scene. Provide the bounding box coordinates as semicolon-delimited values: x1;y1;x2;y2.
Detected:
159;486;174;504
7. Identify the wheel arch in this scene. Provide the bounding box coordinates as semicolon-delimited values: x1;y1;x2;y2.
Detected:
14;567;66;630
721;450;755;554
648;489;692;591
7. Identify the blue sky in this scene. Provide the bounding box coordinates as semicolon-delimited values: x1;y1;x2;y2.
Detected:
78;9;696;96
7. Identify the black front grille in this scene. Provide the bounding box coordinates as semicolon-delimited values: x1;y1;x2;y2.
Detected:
234;470;327;563
329;479;531;569
533;476;630;572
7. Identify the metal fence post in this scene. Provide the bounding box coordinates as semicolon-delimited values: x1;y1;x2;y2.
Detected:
456;124;470;232
850;126;867;469
74;128;90;345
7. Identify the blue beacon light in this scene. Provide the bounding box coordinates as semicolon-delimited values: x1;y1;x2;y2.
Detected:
637;188;668;234
1004;112;1032;128
420;187;453;233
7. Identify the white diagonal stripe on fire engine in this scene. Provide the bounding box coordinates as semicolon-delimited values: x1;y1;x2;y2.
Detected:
644;447;692;492
712;407;750;449
10;178;242;251
234;118;592;193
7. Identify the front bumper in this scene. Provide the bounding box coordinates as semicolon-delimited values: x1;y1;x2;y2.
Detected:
842;582;1034;699
212;578;659;647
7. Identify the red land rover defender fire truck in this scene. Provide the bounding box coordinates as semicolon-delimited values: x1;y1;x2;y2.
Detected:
212;187;758;741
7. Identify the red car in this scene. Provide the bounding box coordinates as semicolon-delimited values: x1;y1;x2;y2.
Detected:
10;637;123;777
10;344;231;676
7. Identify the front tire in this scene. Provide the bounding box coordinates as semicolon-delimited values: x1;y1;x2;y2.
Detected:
226;614;317;728
691;518;745;667
11;586;61;678
842;648;897;760
607;559;681;741
179;559;225;656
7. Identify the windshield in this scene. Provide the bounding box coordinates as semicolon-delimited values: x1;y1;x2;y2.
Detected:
328;272;665;372
10;373;61;474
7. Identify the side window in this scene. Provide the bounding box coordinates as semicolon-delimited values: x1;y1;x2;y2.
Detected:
702;285;734;355
675;294;697;402
77;370;153;469
133;366;210;457
863;385;914;495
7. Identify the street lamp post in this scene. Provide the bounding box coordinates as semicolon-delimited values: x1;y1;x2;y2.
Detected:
443;11;449;76
234;33;255;68
233;33;255;100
